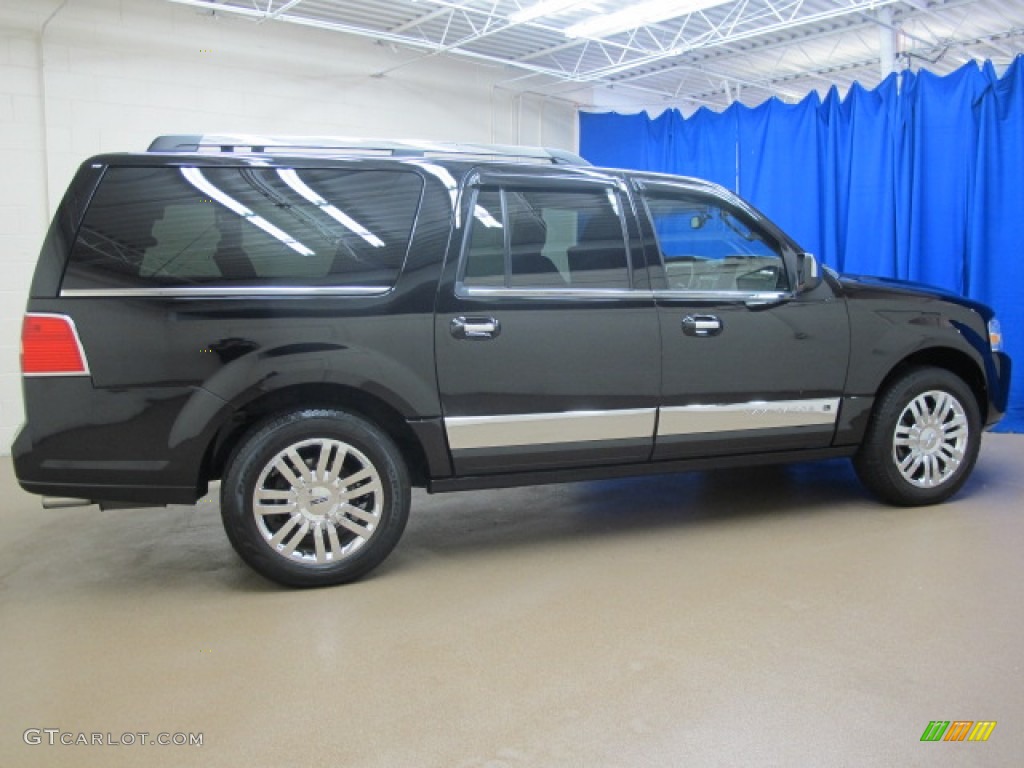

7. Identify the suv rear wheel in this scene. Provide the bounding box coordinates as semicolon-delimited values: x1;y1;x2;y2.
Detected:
854;367;981;506
221;409;410;587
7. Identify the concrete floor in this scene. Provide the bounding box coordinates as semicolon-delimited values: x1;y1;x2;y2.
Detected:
1;436;1022;768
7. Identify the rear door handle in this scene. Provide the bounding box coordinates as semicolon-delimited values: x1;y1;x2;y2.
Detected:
682;314;722;337
451;316;501;340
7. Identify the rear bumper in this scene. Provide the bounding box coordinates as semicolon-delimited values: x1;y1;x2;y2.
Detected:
12;425;201;506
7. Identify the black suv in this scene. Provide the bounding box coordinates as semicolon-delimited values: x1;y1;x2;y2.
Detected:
14;134;1011;587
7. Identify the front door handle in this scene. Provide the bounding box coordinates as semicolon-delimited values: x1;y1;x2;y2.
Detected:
682;314;722;337
451;316;501;340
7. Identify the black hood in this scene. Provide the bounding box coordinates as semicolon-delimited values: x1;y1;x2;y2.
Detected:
834;271;994;321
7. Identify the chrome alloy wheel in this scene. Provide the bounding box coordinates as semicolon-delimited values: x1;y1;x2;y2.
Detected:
891;389;969;489
252;438;384;565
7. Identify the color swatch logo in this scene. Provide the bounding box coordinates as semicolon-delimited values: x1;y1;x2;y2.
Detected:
921;721;996;742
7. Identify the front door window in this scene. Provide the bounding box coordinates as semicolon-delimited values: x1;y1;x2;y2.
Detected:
644;194;789;294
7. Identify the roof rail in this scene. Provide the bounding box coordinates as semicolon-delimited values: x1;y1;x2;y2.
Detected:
147;134;590;166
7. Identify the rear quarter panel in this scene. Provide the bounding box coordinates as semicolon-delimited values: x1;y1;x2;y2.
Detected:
15;165;454;503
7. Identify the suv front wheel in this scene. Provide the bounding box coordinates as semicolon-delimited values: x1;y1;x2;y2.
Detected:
854;367;981;506
221;409;410;587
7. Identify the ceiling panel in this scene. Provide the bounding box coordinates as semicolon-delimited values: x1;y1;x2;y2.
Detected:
163;1;1024;111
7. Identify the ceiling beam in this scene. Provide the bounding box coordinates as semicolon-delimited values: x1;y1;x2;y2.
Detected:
163;0;582;82
264;0;305;22
594;0;992;91
562;0;901;83
160;0;1024;110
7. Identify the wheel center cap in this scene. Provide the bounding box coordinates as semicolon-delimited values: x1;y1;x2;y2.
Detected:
920;427;940;452
299;486;335;520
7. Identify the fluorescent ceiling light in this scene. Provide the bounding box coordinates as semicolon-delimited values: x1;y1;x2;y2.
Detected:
509;0;583;24
565;0;730;38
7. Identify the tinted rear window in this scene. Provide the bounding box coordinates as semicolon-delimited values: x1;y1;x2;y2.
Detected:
64;166;423;290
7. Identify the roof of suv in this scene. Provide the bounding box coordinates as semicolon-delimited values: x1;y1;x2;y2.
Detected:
89;134;742;215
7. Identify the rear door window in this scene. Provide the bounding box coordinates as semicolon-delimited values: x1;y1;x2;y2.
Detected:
461;185;631;291
64;166;423;291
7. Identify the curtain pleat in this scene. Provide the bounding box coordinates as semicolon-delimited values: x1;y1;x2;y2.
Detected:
578;57;1024;431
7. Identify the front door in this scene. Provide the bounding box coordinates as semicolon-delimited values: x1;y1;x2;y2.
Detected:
636;181;850;460
435;174;660;475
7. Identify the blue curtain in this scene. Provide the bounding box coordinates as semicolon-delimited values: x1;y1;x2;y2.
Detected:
579;58;1023;431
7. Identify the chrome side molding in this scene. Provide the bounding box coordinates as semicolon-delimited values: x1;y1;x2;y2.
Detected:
659;398;841;435
446;409;657;450
444;398;842;450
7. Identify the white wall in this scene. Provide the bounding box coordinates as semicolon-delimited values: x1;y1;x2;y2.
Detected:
0;0;579;454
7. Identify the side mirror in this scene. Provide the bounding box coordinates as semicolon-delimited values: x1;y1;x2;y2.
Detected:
797;252;823;292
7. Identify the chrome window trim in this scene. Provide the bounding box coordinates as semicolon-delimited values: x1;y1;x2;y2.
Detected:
653;289;792;302
467;170;622;189
22;370;92;378
457;285;649;300
659;398;840;436
445;408;657;450
59;286;391;298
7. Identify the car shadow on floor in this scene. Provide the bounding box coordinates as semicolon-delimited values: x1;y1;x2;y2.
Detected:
397;458;872;561
6;456;993;594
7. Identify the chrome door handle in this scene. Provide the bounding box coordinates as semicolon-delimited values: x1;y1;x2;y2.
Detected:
682;314;722;337
451;316;501;340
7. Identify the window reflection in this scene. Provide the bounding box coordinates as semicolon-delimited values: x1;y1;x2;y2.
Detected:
277;169;384;248
473;205;503;229
65;166;423;290
181;167;314;256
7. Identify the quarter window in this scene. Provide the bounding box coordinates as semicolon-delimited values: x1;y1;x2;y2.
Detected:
462;186;630;290
64;166;423;290
644;193;789;293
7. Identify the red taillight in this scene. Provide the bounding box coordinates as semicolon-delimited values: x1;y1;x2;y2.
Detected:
21;313;90;376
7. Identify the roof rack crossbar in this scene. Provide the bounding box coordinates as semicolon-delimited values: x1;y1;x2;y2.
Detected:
147;134;589;166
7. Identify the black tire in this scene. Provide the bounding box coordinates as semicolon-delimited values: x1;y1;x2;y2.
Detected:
853;367;981;506
221;409;410;587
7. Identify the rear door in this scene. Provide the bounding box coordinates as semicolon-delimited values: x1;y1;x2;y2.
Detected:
636;180;850;460
435;171;660;475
